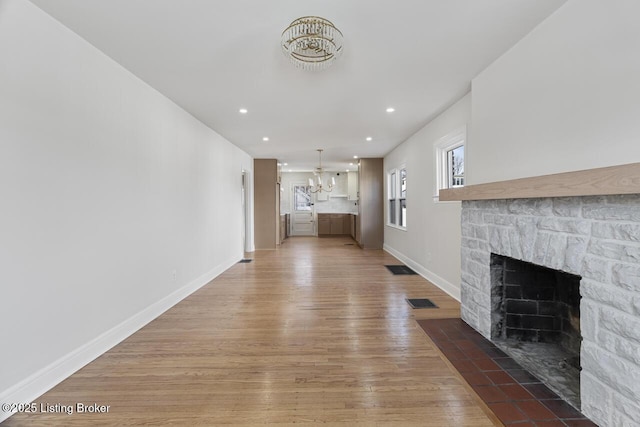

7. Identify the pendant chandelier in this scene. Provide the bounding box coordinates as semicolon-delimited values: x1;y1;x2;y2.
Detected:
308;149;335;193
281;16;343;71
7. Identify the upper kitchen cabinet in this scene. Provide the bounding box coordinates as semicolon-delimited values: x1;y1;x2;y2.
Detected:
357;158;383;249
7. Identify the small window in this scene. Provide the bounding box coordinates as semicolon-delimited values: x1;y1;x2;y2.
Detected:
447;145;464;188
387;166;407;229
434;126;466;201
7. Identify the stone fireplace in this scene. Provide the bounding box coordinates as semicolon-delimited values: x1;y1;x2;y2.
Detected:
459;194;640;427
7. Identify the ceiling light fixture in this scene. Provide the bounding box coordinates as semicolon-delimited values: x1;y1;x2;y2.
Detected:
262;137;269;141
239;108;248;114
353;155;358;159
386;107;395;113
308;149;335;193
366;137;373;141
281;16;343;71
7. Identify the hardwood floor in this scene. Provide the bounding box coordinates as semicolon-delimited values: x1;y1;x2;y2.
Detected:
4;237;499;426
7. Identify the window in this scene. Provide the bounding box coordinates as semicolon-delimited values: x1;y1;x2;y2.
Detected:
387;166;406;229
389;170;396;225
434;126;466;201
447;145;464;187
293;185;312;211
399;168;406;227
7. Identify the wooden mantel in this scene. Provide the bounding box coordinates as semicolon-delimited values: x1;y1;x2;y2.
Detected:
439;162;640;201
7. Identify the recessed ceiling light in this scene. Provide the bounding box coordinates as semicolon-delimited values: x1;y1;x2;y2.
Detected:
239;108;248;114
262;136;269;141
366;137;372;141
283;163;288;166
346;169;350;172
353;155;359;159
386;107;395;113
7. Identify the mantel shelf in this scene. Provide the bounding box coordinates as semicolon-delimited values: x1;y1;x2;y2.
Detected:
439;162;640;201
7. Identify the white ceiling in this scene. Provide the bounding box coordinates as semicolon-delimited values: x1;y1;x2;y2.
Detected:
30;0;566;172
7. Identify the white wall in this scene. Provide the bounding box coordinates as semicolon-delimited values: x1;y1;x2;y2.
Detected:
0;0;253;411
470;0;640;185
384;94;471;300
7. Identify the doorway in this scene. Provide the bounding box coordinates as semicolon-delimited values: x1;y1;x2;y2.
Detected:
290;183;315;236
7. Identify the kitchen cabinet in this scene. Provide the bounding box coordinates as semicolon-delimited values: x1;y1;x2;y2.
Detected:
357;158;383;249
254;159;279;249
317;213;352;236
330;215;344;234
318;216;331;235
279;214;289;244
349;214;356;239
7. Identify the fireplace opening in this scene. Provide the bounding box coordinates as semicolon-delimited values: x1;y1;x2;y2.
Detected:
490;253;582;408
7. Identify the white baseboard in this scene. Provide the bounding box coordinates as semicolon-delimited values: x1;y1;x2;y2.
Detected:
383;244;461;301
0;255;241;423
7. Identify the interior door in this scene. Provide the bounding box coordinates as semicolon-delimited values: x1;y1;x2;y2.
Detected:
290;183;315;236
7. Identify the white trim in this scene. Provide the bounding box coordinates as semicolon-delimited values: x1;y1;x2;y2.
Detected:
386;223;407;232
0;254;241;423
383;244;461;301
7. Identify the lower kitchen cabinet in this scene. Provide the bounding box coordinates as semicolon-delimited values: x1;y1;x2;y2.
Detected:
317;213;353;236
318;216;331;235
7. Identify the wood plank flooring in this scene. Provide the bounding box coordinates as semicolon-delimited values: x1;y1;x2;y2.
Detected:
3;237;499;426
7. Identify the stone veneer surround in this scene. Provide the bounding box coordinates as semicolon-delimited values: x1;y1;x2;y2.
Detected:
459;195;640;427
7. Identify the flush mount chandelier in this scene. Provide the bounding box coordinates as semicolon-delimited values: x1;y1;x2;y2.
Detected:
281;16;344;71
308;149;335;193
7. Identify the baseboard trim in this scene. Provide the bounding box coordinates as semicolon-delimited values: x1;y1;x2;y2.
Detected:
383;244;461;302
0;255;240;423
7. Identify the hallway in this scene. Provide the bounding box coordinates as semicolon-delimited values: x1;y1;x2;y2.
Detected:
4;237;496;426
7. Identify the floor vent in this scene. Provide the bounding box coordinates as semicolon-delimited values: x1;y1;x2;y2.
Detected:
385;265;417;275
406;298;438;309
238;259;253;263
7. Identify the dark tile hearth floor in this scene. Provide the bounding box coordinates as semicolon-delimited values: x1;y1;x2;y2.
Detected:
417;318;597;427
